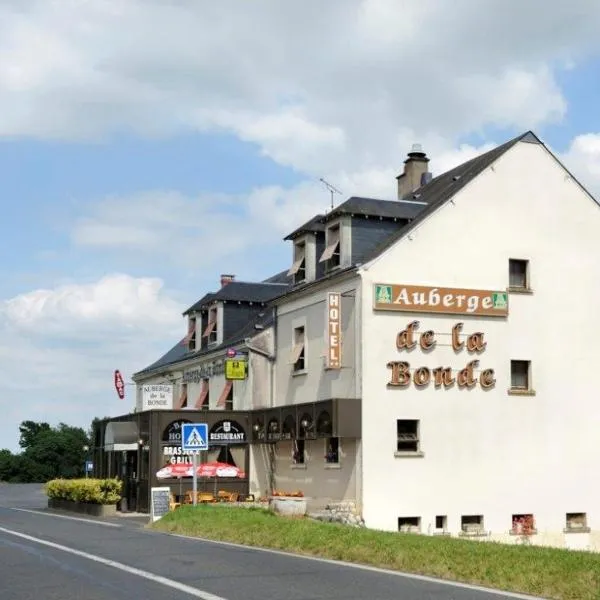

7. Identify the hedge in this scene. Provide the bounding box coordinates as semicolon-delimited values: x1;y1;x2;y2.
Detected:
45;478;122;505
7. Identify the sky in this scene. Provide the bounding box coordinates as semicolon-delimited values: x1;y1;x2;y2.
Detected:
2;0;600;452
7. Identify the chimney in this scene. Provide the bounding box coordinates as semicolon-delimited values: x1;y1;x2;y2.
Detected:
220;274;235;288
396;143;431;199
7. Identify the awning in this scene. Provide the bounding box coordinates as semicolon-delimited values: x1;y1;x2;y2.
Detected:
104;421;139;451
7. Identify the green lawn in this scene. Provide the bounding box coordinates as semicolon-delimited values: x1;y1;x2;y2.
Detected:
153;505;600;600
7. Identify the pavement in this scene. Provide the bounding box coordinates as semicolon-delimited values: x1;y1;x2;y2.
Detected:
0;483;541;600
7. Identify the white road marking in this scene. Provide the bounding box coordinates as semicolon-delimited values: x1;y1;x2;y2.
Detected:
11;508;122;528
164;533;544;600
0;526;227;600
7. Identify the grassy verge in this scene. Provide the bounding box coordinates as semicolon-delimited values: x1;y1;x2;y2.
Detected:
152;505;600;600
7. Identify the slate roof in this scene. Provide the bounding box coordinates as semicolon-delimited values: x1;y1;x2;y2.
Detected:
323;196;426;223
284;214;326;240
134;309;275;377
183;281;290;314
364;131;540;261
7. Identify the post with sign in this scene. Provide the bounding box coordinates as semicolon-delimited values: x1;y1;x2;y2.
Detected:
181;423;208;505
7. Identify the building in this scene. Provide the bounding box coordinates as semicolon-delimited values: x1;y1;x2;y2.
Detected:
96;131;600;551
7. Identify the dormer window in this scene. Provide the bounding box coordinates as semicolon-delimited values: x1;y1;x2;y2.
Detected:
186;317;197;351
288;241;306;284
319;224;340;270
203;307;219;345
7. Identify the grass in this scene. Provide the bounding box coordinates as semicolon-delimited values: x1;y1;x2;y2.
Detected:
152;505;600;600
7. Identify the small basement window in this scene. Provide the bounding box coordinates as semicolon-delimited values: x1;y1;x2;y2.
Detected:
565;512;588;532
461;515;484;534
435;515;447;530
509;258;529;290
398;517;421;533
511;514;536;535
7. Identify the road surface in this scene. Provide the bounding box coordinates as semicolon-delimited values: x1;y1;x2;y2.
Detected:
0;483;539;600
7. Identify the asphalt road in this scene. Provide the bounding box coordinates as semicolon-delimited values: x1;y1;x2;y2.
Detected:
0;484;539;600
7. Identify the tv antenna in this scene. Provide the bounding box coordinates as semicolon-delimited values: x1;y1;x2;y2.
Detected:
319;178;343;210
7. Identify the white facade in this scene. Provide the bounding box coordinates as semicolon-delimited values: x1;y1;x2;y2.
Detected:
359;140;600;549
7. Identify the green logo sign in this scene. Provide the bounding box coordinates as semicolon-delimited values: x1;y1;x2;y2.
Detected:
375;285;393;304
492;292;507;310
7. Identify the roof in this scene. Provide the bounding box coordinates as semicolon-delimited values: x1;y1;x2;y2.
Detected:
323;196;426;222
363;131;541;262
284;214;326;241
183;281;290;314
134;309;275;378
262;270;293;285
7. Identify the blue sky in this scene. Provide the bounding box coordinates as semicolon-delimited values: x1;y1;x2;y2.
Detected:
1;1;600;451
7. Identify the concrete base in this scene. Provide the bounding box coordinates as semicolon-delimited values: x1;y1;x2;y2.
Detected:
269;496;307;517
47;498;117;517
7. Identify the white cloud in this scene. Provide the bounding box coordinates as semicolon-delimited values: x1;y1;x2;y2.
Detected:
0;273;185;450
1;0;599;175
561;133;600;196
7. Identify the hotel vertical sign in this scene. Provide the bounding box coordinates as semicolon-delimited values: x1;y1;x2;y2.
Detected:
326;292;341;369
374;284;508;317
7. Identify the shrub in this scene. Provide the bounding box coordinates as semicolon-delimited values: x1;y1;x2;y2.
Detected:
45;478;122;505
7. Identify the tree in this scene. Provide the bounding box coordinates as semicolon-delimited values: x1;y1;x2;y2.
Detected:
19;421;51;450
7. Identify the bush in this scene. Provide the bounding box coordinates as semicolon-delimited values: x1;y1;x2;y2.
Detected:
45;478;122;505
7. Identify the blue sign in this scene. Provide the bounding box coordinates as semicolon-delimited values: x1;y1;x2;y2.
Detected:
181;423;208;452
85;461;94;472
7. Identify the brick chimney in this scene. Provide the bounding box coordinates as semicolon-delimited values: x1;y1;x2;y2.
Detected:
396;143;431;199
220;274;235;288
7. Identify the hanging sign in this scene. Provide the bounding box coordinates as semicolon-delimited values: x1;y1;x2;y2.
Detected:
114;370;125;399
225;358;248;380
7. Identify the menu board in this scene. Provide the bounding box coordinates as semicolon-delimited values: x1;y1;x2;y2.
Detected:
150;486;171;523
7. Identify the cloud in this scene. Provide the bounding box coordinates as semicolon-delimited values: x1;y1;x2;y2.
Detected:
1;0;600;175
0;273;185;451
561;133;600;195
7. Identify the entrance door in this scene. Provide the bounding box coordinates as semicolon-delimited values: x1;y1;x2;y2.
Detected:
120;450;139;512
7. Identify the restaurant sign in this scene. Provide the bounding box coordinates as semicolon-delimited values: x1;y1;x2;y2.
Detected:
387;320;496;390
209;420;246;445
374;284;508;317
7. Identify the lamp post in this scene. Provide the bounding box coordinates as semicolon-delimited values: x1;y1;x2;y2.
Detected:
83;445;90;478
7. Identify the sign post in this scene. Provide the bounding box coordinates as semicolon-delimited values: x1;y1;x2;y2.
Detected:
181;423;208;506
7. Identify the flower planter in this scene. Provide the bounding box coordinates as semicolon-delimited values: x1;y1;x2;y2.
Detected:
48;498;117;518
269;496;307;517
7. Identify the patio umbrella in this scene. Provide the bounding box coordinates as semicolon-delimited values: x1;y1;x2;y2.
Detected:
156;463;194;479
195;461;246;496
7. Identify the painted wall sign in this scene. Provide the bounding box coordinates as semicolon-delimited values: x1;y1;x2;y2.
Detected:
387;321;496;390
162;445;194;464
209;420;246;445
374;284;508;317
326;292;342;369
225;358;248;380
161;419;192;443
183;361;225;383
141;384;173;411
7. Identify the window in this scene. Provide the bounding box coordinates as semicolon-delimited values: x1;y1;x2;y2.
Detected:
195;378;209;410
216;380;233;409
435;515;447;531
319;224;340;270
398;517;421;533
396;420;419;453
203;307;218;344
288;241;306;284
187;317;197;351
510;360;531;391
290;326;306;372
509;259;529;290
325;437;339;464
293;439;305;464
512;514;536;535
224;383;233;411
461;515;484;534
177;384;188;409
565;512;588;532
